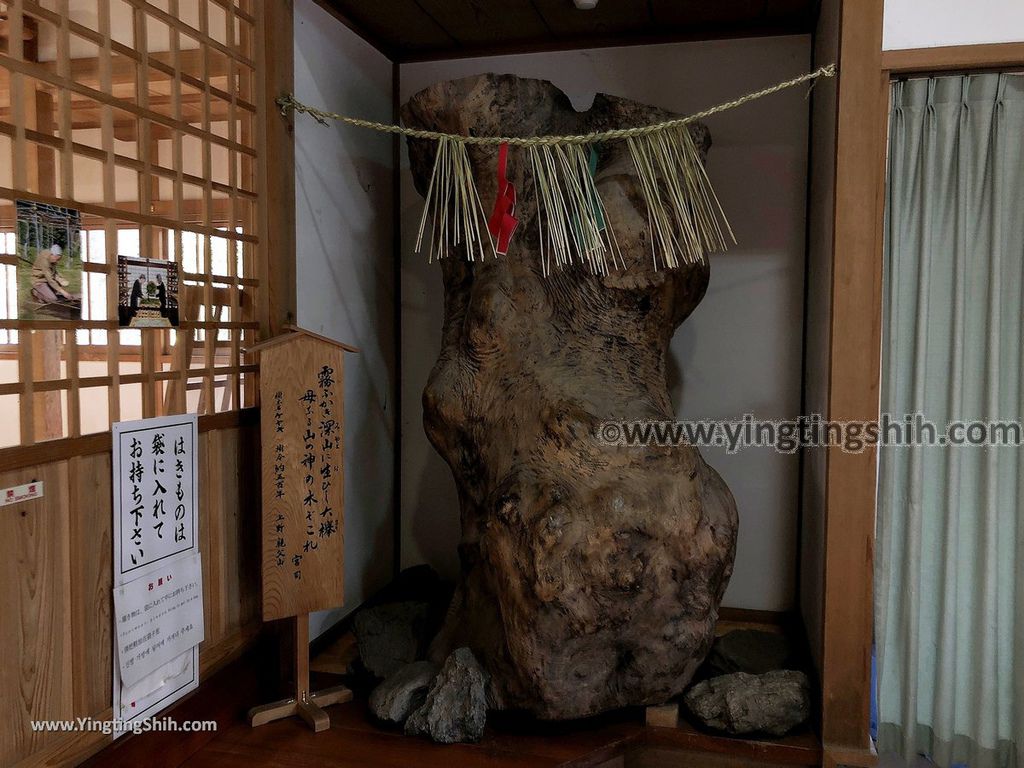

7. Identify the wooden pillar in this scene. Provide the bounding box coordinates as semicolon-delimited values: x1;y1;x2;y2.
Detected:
259;0;295;337
820;0;886;764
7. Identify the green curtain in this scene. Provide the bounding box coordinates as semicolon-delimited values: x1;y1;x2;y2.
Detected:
877;73;1024;768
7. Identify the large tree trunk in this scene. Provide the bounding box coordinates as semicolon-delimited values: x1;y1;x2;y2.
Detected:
402;74;738;720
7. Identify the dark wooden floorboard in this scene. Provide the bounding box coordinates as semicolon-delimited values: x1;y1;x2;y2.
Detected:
194;699;642;768
84;637;819;768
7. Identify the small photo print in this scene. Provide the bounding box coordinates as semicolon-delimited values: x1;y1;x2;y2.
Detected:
118;256;180;328
16;199;83;320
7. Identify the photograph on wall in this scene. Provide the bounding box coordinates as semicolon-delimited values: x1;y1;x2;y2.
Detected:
15;199;83;320
117;255;180;328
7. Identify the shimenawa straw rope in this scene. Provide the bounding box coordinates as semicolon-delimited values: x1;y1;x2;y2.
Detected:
278;64;836;274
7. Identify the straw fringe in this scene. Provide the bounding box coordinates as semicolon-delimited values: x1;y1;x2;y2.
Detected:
526;144;621;276
415;137;495;263
414;132;731;275
626;126;734;270
289;64;835;275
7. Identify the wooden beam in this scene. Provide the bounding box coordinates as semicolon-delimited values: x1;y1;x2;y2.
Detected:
881;41;1024;74
0;53;257;156
0;197;232;228
0;407;259;473
1;93;236;132
63;48;231;88
0;187;258;243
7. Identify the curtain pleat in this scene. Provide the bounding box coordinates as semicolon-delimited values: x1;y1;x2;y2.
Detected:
877;73;1024;768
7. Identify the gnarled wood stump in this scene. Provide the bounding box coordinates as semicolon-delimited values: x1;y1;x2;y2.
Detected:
403;74;738;720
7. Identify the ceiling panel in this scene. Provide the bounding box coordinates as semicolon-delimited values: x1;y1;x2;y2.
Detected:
414;0;552;48
324;0;818;61
323;0;456;57
529;0;653;38
649;0;766;27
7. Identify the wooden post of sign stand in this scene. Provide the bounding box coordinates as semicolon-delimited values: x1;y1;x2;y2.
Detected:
247;613;353;731
245;327;360;732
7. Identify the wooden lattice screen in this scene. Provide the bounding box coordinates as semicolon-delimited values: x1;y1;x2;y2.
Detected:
0;0;267;447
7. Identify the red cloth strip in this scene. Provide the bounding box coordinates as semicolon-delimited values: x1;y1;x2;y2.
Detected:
487;142;519;256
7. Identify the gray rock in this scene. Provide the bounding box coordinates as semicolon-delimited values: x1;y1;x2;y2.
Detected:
708;629;792;676
405;648;488;743
369;661;438;724
354;601;429;679
684;670;810;736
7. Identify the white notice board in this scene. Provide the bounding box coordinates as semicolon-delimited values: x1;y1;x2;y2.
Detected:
111;414;203;736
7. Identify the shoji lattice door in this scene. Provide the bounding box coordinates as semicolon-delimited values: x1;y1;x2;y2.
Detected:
0;0;267;447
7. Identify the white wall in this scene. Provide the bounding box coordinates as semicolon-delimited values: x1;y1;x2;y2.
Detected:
293;0;395;639
884;0;1024;49
400;36;811;612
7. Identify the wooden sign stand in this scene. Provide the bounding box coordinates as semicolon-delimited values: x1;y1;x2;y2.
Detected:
245;327;360;733
247;614;352;732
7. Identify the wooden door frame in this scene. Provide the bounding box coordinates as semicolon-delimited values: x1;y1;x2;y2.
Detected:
881;41;1024;73
820;9;1024;762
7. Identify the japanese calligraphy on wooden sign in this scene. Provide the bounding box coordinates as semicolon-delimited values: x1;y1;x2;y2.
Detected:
252;328;358;621
111;413;201;735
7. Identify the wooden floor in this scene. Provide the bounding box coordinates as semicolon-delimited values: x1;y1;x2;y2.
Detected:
84;634;822;768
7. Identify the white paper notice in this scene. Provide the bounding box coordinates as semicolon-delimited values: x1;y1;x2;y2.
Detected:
114;550;204;688
113;414;198;579
113;647;198;730
111;414;202;738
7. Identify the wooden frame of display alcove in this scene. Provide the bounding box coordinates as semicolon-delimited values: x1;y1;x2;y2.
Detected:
258;1;885;766
9;1;1019;766
277;1;876;765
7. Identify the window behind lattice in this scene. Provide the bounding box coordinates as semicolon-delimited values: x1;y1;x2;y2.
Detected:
0;0;266;446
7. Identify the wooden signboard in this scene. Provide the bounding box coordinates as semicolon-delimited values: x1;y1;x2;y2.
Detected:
247;328;359;733
252;327;359;621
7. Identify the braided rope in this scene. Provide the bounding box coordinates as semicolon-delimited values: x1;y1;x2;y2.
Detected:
278;63;836;147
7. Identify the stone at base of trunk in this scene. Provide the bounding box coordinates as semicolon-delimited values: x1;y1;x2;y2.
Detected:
683;669;811;737
353;602;429;679
405;648;488;743
369;661;439;724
